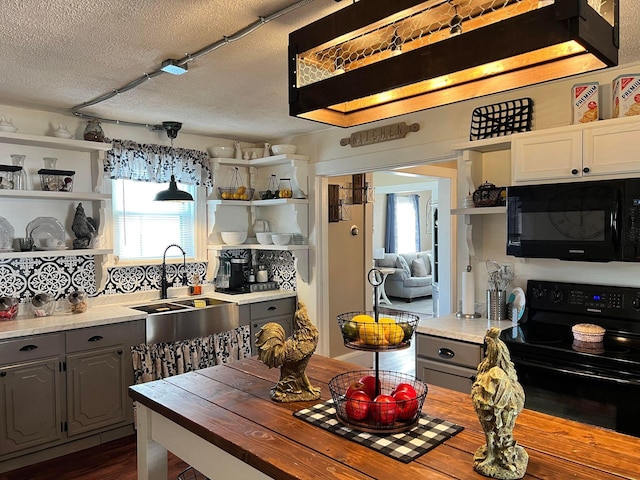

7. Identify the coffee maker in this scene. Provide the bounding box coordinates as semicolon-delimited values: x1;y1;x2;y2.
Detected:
229;258;249;290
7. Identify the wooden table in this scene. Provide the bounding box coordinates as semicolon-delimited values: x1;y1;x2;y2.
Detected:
129;355;639;480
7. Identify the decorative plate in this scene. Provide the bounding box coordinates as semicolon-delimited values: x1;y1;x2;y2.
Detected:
0;216;15;250
27;217;65;249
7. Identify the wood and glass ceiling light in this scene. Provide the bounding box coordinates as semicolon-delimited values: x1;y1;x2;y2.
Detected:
289;0;619;128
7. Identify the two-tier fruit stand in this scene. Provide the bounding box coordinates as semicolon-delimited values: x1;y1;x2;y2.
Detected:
330;268;428;433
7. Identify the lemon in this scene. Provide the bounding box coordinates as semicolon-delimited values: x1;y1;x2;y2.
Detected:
386;324;405;345
352;314;374;324
359;323;387;346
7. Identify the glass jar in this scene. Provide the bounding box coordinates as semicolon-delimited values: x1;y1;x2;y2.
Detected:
43;157;57;169
10;154;27;190
83;120;106;142
278;178;293;198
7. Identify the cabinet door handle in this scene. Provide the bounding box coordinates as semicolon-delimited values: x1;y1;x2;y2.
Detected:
0;372;6;377
88;335;104;342
267;306;276;311
571;169;579;175
438;347;455;359
19;344;38;352
583;167;590;174
117;350;123;355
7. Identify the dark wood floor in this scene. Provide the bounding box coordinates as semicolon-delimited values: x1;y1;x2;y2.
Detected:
0;435;190;480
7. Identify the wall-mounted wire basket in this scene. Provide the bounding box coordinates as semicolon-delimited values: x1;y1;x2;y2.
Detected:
469;98;533;141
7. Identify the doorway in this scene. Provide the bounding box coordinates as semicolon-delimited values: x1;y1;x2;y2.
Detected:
316;161;457;362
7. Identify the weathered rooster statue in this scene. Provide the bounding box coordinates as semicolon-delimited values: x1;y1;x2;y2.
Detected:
255;301;321;402
471;327;528;480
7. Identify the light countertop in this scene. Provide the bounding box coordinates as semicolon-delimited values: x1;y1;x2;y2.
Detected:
0;286;297;341
415;313;516;344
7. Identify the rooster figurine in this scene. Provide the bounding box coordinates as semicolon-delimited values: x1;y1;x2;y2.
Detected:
256;301;321;402
471;327;528;479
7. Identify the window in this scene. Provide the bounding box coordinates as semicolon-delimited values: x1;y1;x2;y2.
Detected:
396;194;420;253
111;179;196;261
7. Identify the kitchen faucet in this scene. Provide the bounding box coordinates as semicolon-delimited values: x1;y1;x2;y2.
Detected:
160;244;188;299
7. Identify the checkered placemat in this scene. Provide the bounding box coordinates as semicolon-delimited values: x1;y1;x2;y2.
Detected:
294;399;464;463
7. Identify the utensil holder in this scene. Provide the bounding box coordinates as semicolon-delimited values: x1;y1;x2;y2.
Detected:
486;289;507;321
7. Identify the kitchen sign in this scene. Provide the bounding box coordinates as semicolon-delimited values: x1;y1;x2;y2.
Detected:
340;122;420;147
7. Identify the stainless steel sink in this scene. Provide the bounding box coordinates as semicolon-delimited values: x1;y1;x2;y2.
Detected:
132;298;240;344
131;302;190;314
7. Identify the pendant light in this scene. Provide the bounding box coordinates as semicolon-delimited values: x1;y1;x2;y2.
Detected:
289;0;619;128
154;121;194;202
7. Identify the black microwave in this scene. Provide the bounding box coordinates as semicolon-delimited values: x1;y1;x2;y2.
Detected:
506;178;640;262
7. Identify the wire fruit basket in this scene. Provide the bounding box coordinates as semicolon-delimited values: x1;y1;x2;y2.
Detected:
337;310;419;350
329;370;427;433
218;186;254;200
218;166;253;200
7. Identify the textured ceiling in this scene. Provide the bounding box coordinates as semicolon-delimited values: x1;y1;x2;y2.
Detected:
0;0;639;142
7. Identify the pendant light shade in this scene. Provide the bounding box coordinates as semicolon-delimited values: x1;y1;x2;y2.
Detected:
154;175;194;202
289;0;619;128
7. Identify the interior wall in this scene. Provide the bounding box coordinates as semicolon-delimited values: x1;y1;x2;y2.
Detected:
328;190;369;358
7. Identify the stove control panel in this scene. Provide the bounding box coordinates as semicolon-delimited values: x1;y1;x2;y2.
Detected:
527;280;640;319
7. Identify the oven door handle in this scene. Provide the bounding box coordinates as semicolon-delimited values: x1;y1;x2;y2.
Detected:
515;358;640;386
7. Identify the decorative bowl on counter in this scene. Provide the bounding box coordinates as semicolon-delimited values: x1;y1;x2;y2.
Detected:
256;232;273;245
220;231;247;245
271;233;291;245
208;146;234;158
337;311;419;350
329;370;427;433
271;144;297;155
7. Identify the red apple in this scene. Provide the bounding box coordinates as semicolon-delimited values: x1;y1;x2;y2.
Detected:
371;395;398;425
391;382;417;398
345;391;371;421
358;375;381;399
393;390;419;421
345;381;368;399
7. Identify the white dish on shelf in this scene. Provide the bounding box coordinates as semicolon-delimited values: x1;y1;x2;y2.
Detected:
0;216;15;250
51;130;73;139
35;245;68;251
0;123;18;133
27;217;65;249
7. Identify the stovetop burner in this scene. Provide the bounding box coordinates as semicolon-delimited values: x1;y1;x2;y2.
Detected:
500;280;640;372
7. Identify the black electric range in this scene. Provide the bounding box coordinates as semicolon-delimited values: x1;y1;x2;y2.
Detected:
500;280;640;437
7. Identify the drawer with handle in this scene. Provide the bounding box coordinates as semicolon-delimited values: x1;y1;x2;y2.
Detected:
416;334;483;369
66;323;136;353
0;333;64;365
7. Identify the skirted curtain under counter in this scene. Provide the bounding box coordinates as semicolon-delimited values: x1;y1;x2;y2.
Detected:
131;325;251;384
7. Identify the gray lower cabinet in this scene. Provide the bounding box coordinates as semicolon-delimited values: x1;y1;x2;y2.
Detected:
415;334;483;394
0;321;143;467
240;297;295;355
0;333;65;456
65;322;138;437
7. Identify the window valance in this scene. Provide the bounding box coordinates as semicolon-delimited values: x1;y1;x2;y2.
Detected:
104;139;213;187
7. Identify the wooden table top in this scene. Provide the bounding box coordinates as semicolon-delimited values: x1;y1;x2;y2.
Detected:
129;355;639;480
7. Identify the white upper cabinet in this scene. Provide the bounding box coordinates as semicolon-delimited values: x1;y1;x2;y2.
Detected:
511;129;583;183
583;118;640;177
512;116;640;185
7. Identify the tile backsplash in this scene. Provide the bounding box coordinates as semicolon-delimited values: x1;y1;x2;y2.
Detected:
0;250;296;303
